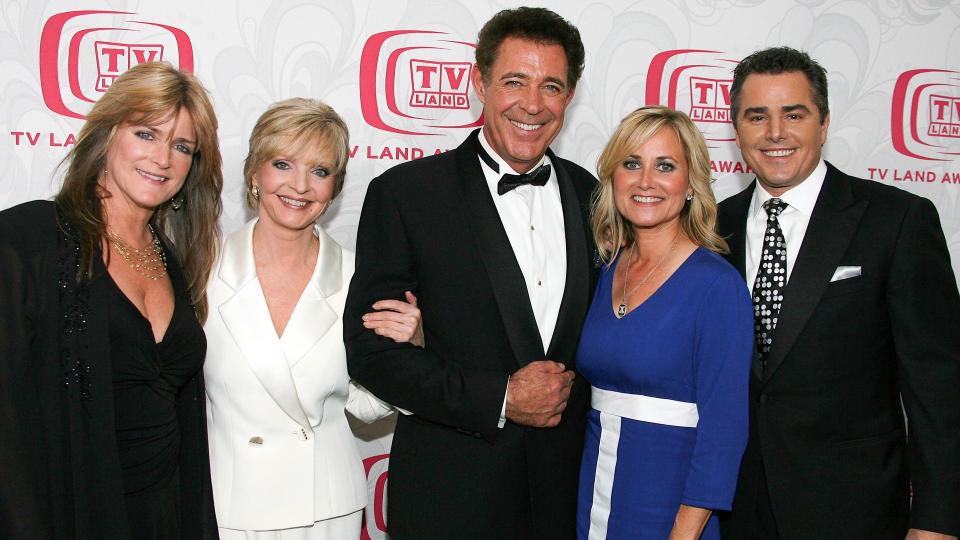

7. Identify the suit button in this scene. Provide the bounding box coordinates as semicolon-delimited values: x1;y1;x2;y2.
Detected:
249;436;263;446
758;393;768;405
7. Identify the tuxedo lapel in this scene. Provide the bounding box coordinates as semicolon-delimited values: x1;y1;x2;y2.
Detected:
280;225;340;369
545;153;589;361
455;130;544;366
762;164;867;384
215;219;313;433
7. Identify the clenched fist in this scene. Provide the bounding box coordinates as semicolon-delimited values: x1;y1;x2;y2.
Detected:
505;360;575;427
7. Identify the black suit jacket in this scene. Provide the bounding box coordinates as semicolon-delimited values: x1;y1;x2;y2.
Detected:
717;163;960;539
344;130;597;539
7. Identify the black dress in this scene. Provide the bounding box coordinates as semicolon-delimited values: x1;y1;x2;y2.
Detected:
106;257;206;538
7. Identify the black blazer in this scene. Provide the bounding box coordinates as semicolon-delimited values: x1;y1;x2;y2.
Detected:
717;163;960;539
0;201;217;539
344;130;597;539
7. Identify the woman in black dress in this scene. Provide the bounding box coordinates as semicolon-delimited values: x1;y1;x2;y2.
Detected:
0;62;222;539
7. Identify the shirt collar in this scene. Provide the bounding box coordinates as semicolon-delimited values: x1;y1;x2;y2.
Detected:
750;159;827;217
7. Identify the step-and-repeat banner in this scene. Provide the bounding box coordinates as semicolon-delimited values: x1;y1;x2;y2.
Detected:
2;1;958;537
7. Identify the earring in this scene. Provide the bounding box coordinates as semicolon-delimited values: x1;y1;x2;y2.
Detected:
251;185;261;200
685;193;693;201
170;194;184;211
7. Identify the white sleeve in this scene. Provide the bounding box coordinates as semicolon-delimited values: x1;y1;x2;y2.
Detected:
345;380;395;423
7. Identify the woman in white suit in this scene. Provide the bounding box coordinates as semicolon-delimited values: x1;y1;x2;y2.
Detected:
204;98;420;538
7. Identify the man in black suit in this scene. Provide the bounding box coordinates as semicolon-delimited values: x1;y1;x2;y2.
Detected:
718;46;960;540
344;7;596;539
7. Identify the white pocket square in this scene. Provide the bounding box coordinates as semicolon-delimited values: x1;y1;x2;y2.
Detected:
830;266;861;282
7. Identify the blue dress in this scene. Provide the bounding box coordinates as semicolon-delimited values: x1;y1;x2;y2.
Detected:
576;247;753;539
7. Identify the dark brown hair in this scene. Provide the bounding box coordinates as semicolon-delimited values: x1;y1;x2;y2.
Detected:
475;6;585;89
730;46;829;125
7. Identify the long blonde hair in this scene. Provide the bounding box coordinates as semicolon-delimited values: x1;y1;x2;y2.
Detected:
591;106;727;263
54;61;222;322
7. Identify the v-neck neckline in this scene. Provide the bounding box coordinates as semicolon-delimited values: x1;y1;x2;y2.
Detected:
609;246;702;320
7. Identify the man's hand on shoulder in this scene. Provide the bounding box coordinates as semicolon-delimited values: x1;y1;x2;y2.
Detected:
906;529;958;540
505;360;574;427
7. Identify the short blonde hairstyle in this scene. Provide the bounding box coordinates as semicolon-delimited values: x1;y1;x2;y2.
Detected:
243;98;350;209
591;106;728;263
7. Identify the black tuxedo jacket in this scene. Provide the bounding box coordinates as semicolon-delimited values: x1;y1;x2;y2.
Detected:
717;163;960;539
344;130;598;539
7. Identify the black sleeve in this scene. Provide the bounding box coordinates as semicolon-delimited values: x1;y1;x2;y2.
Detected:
0;227;51;538
343;176;508;437
888;197;960;536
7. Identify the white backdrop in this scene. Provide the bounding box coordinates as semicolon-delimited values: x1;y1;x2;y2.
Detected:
2;1;959;537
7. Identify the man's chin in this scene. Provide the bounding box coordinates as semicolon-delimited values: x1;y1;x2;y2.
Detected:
505;146;550;165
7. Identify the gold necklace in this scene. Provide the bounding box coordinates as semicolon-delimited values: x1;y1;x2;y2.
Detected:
106;224;168;280
616;232;680;319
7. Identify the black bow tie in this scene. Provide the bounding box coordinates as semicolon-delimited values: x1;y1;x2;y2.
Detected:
497;165;551;195
474;135;551;195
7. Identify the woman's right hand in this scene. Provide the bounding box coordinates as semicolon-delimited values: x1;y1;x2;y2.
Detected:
362;291;424;347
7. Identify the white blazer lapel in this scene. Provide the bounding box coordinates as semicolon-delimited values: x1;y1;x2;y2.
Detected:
217;219;313;434
280;225;341;368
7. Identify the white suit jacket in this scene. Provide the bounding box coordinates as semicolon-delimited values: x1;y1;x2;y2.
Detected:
204;218;391;531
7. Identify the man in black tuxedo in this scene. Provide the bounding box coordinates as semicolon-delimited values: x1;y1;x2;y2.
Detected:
344;7;596;539
717;46;960;540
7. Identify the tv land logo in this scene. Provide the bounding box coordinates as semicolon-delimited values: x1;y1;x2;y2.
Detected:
645;49;739;145
688;77;731;123
39;10;194;119
892;68;960;161
361;454;390;540
94;41;164;91
408;60;472;109
929;96;960;137
360;30;483;135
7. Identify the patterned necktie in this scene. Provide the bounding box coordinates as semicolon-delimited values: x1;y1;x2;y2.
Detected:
752;198;788;372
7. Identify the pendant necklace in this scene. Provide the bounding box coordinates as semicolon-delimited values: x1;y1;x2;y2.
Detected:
616;232;680;318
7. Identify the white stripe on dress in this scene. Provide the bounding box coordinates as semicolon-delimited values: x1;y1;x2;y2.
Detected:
592;386;699;428
588;412;621;540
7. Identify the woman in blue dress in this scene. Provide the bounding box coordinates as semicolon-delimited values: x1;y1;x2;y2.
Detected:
577;106;753;539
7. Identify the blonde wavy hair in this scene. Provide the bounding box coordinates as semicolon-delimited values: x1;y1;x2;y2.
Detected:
591;106;727;263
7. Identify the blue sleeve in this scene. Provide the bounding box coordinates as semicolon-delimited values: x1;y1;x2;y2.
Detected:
680;268;753;511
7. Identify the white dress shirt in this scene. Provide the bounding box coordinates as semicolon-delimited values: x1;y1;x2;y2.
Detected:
745;160;827;289
477;130;567;351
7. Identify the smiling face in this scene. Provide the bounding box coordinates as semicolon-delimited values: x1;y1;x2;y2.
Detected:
472;37;574;173
253;144;337;233
613;126;692;234
734;71;829;196
101;107;195;218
